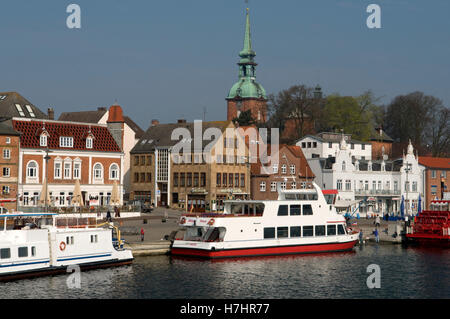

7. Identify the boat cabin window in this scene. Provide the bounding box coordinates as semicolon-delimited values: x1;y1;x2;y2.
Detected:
203;227;226;242
264;227;275;239
315;225;325;236
183;227;226;242
0;248;11;259
277;205;288;216
327;225;337;236
284;193;318;200
303;226;314;237
277;227;289;238
290;205;301;215
66;236;74;245
337;224;346;235
230;203;265;215
18;247;28;258
303;205;313;215
290;226;301;237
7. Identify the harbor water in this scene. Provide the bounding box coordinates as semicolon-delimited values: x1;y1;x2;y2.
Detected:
1;245;448;299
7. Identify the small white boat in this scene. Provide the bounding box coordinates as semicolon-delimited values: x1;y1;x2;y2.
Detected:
0;212;133;281
171;182;360;258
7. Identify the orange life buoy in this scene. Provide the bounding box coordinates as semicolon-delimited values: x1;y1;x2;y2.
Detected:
60;241;66;251
207;218;215;226
180;217;186;225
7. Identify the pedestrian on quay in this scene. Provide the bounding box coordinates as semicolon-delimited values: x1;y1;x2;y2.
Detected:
359;229;363;245
140;227;145;242
106;210;112;222
375;214;381;228
374;228;380;243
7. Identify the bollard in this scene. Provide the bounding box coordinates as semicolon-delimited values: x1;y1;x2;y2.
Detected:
143;219;147;224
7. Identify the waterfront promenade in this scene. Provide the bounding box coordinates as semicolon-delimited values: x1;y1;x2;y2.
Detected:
110;208;405;256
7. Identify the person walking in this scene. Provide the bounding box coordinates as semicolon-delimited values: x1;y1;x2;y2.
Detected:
140;228;145;242
374;228;380;243
359;229;364;245
375;214;381;228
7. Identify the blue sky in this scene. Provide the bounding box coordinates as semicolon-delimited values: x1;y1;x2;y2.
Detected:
0;0;449;130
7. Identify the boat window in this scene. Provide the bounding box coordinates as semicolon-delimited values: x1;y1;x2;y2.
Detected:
327;225;337;236
308;194;318;200
284;194;297;200
303;204;313;215
303;226;314;237
255;204;265;215
315;225;325;236
277;227;289;238
0;248;11;259
290;205;301;215
231;204;243;214
18;247;28;258
290;226;301;237
338;224;346;235
277;205;288;216
31;246;36;257
184;226;206;241
264;227;275;239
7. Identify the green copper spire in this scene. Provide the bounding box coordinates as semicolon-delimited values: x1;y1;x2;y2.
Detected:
239;8;256;61
227;8;267;100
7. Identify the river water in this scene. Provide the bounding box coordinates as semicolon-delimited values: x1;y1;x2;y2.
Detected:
1;245;448;299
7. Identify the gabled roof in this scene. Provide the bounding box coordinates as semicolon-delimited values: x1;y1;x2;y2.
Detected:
131;121;232;154
12;118;121;152
58;109;107;123
297;133;371;145
0;92;48;120
419;157;450;169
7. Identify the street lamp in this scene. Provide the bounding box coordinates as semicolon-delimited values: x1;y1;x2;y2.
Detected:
44;148;51;213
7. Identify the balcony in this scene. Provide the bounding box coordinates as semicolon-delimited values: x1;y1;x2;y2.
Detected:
354;189;401;196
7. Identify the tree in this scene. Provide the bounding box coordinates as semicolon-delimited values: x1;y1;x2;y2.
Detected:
383;91;449;155
323;95;373;141
267;85;323;142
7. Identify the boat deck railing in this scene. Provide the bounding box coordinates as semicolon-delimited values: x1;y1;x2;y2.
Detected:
181;213;263;218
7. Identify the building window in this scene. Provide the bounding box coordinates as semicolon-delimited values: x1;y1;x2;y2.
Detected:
134;156;139;166
5;137;10;144
222;173;227;186
272;164;278;174
27;161;38;178
15;104;25;117
342;161;346;171
186;173;192;187
73;162;81;179
441;171;447;178
54;161;62;179
2;186;10;194
64;161;72;179
173;173;178;187
372;181;377;190
431;170;436;178
281;164;287;174
302;142;306;148
59;137;74;148
345;180;351;191
362;144;365;150
412;181;417;192
240;174;245;187
25;105;35;117
193;173;199;187
93;163;103;181
86;137;93;149
3;149;10;159
146;173;151;182
180;173;185;187
200;173;206;187
260;181;266;192
229;173;233;187
271;181;277;192
40;134;47;147
216;173;221;187
2;167;10;177
337;179;342;190
290;165;295;175
405;181;410;192
394;181;398;191
109;164;119;180
328;142;332;148
291;181;296;189
280;182;286;190
313;142;317;148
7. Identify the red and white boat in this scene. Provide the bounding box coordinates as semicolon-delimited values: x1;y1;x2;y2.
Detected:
171;183;360;258
406;199;450;247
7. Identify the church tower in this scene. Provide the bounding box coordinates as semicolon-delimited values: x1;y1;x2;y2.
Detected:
227;8;268;123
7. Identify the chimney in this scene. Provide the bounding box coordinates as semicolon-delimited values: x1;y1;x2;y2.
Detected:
177;119;186;124
47;108;54;120
151;119;160;126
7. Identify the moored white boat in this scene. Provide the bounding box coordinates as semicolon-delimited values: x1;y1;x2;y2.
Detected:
0;212;133;281
171;183;360;258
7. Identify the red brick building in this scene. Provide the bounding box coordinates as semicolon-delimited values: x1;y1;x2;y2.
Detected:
251;144;315;200
418;157;450;209
11;118;124;208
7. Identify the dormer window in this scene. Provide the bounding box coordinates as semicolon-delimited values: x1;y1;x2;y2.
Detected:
25;105;35;117
60;137;73;148
40;134;48;147
15;104;25;117
86;137;93;149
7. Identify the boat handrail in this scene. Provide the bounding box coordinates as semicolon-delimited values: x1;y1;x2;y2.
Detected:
181;213;263;218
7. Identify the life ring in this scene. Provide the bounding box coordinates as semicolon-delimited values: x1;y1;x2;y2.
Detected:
207;218;215;226
59;241;66;251
180;217;186;225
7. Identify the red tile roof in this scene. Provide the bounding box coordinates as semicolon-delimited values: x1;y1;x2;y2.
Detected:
12;119;121;152
418;157;450;169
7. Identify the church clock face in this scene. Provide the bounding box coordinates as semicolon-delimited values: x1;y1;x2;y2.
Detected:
236;101;242;109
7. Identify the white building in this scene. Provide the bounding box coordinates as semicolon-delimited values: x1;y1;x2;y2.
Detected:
296;132;372;161
307;136;425;217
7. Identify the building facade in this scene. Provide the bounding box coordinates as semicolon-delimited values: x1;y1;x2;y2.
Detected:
307;137;425;216
11;118;124;208
0;123;21;211
418;156;450;209
130;120;251;212
250;145;315;200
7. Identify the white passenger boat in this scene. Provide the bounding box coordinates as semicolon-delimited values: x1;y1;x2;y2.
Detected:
171;183;360;258
0;213;133;281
